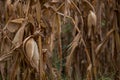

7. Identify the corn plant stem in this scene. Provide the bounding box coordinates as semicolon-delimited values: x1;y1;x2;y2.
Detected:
38;24;45;80
91;28;97;80
91;40;97;80
57;14;62;76
35;0;45;79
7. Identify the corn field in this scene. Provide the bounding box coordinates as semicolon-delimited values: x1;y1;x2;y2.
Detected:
0;0;120;80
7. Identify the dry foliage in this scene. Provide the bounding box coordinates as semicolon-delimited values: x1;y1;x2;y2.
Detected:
0;0;120;80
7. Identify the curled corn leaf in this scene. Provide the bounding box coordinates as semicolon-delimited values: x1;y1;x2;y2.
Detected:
10;18;25;24
6;22;21;33
12;22;26;46
5;18;24;33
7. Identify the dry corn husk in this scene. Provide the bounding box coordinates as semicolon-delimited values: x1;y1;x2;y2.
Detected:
87;10;97;37
24;37;39;71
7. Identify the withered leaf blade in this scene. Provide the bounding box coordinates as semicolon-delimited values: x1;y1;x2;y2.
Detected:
12;22;26;46
6;18;24;32
115;31;120;53
95;29;115;55
5;22;21;33
10;18;25;24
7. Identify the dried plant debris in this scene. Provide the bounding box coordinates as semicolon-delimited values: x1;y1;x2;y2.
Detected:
0;0;119;80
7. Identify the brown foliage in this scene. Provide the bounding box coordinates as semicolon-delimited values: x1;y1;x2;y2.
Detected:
0;0;120;80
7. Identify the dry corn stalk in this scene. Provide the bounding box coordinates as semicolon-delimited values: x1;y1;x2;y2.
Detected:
0;0;119;80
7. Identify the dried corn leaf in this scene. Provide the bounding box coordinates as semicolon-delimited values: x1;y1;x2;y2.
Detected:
5;22;21;33
6;0;13;16
23;0;30;16
51;0;59;3
12;22;26;46
0;53;12;62
28;14;35;27
115;31;120;52
66;33;81;77
82;0;95;12
95;28;115;55
5;18;24;32
10;53;20;80
10;18;25;24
